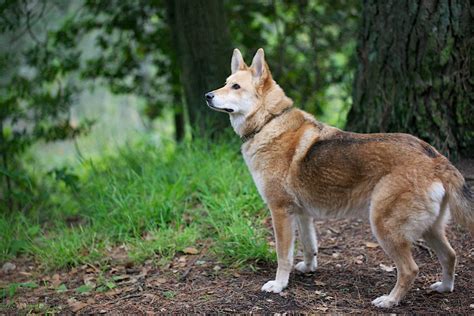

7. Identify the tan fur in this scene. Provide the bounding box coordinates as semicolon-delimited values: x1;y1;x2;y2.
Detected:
206;48;473;308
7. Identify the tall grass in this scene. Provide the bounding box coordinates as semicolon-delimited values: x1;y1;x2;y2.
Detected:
0;137;274;269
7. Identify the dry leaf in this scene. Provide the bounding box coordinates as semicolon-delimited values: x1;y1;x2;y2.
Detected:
155;278;167;284
51;274;62;287
365;242;379;248
67;298;87;312
83;276;96;288
18;271;33;277
379;263;395;272
183;247;199;255
314;280;326;286
2;262;16;274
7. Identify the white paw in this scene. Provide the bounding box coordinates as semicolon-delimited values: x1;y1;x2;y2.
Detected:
295;261;317;273
261;280;285;293
430;281;453;293
372;295;398;308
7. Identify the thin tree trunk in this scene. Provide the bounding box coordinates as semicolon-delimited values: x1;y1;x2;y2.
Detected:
347;0;473;159
166;0;232;138
174;101;185;142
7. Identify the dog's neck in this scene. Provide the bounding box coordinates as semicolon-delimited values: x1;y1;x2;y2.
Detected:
230;83;293;139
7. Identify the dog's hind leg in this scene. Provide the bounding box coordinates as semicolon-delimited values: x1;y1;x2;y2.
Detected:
295;213;318;273
369;178;423;308
370;236;418;308
423;212;456;293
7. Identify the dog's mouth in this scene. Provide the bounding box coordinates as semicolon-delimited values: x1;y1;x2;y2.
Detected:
206;101;234;113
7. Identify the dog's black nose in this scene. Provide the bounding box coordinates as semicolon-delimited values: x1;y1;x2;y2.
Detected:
205;92;214;100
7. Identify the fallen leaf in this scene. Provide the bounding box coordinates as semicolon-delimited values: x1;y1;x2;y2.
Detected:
379;263;395;272
83;276;96;288
67;298;87;312
2;262;16;274
316;306;328;312
314;280;326;286
112;275;130;282
17;302;27;309
19;282;38;289
57;284;68;293
153;278;167;285
51;274;62;287
76;284;93;294
183;247;199;255
365;242;379;248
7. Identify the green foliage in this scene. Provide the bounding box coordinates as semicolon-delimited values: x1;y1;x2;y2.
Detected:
0;1;92;212
0;282;38;300
0;0;361;213
0;138;272;269
227;0;361;125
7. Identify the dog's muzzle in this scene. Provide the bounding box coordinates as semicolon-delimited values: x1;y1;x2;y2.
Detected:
204;92;234;113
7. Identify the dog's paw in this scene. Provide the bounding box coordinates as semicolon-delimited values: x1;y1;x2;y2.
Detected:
261;280;285;293
295;261;317;273
430;281;453;293
372;295;398;308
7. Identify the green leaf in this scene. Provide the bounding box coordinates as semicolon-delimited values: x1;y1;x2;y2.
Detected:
75;284;93;294
57;284;68;293
19;282;38;289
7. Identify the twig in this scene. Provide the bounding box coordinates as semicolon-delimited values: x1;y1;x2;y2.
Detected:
179;241;212;281
117;293;143;300
319;244;341;250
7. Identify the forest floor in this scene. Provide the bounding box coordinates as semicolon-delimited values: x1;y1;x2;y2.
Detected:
1;159;473;314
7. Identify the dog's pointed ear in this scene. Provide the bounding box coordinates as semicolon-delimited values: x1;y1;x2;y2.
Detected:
250;48;269;82
231;48;245;74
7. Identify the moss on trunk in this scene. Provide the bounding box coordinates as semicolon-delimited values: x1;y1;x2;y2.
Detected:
347;0;473;159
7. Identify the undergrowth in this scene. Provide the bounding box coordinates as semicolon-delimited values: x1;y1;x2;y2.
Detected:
0;137;274;270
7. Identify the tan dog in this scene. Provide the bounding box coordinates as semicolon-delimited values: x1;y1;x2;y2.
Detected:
205;48;473;308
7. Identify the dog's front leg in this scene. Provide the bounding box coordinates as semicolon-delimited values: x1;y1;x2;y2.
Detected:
261;208;295;293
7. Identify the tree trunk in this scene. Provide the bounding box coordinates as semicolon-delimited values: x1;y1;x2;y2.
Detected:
347;0;473;159
166;0;232;138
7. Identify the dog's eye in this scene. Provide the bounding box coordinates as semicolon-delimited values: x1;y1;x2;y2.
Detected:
232;83;241;90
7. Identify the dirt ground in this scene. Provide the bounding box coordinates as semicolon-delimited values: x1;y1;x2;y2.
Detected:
1;160;473;314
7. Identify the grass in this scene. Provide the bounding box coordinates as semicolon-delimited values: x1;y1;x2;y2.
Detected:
0;136;274;270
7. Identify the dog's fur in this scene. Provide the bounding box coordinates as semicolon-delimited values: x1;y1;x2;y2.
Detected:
206;48;473;308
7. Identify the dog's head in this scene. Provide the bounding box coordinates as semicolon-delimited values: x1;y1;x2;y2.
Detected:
205;48;292;135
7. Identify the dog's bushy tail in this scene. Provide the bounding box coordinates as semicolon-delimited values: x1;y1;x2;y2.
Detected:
439;162;474;232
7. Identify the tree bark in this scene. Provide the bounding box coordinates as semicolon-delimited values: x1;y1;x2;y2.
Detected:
166;0;232;138
347;0;473;159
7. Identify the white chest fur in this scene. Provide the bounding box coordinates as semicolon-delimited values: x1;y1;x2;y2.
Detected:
242;149;269;204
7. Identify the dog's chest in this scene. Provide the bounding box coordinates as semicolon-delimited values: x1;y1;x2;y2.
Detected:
242;150;269;203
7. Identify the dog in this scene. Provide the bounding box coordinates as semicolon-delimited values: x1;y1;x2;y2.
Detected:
205;48;473;308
